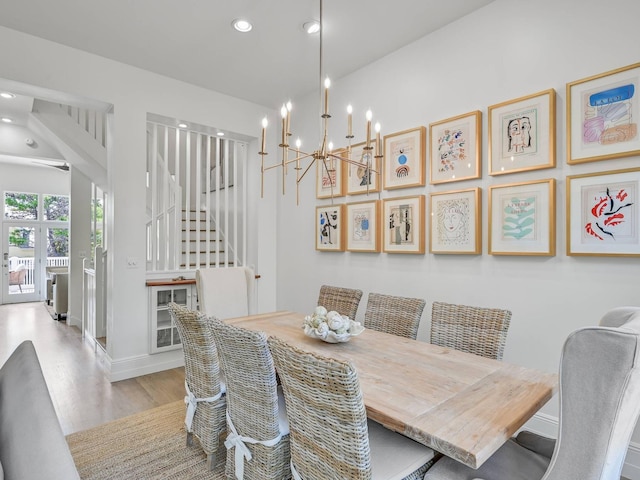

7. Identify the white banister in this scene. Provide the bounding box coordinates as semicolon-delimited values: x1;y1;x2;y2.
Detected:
146;119;248;274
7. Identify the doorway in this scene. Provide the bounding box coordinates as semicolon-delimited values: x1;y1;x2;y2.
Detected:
2;192;70;305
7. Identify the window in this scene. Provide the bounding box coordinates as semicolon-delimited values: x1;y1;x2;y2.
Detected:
43;195;70;221
4;192;38;220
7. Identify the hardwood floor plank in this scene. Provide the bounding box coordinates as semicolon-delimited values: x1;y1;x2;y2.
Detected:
0;302;185;435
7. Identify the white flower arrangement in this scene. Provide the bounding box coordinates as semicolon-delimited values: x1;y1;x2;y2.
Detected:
303;306;365;343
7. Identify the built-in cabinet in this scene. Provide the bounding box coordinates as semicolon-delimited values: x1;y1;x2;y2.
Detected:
147;279;197;353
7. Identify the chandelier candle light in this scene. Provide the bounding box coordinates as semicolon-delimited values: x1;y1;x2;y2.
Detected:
259;0;382;204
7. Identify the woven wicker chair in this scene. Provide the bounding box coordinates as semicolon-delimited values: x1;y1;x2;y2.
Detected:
317;285;363;320
268;337;434;480
430;301;512;360
209;317;291;480
167;302;226;471
364;293;426;340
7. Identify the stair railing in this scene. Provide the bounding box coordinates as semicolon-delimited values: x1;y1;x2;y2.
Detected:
146;119;247;273
59;105;107;148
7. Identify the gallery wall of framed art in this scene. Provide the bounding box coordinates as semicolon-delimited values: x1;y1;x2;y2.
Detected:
312;60;640;260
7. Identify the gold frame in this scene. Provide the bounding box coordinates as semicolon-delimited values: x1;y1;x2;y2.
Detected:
488;89;556;176
346;140;380;195
382;195;425;254
315;204;345;252
429;111;481;185
567;167;640;257
567;62;640;164
429;187;481;255
345;200;380;253
383;126;426;190
316;147;346;199
488;178;556;256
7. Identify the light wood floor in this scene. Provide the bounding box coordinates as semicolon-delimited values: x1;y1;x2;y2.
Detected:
0;301;185;435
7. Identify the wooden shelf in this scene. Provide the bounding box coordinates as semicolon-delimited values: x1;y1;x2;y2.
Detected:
146;278;196;287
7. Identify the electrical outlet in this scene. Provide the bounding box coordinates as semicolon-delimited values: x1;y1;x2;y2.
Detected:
126;257;139;268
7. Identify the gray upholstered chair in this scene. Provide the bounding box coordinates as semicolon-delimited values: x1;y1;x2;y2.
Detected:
317;284;363;320
423;306;640;480
364;293;426;340
268;336;434;480
209;317;291;480
430;301;512;360
167;302;226;471
196;266;256;319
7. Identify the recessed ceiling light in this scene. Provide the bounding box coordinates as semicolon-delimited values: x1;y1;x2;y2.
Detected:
1;117;13;123
232;19;253;33
303;21;320;34
217;132;225;136
178;123;188;129
0;92;16;99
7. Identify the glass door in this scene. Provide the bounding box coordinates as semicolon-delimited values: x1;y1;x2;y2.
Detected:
3;223;41;303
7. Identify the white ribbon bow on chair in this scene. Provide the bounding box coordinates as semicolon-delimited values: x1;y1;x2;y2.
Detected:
224;411;283;480
183;380;225;432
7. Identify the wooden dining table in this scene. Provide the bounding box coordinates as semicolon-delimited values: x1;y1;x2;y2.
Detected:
225;310;558;470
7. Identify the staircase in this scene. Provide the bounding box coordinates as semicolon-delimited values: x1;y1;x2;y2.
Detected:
29;99;108;189
146;119;248;274
181;209;233;269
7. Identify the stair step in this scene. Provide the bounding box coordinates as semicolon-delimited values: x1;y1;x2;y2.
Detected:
180;260;235;268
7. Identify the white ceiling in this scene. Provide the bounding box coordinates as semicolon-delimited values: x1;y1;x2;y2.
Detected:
0;0;495;108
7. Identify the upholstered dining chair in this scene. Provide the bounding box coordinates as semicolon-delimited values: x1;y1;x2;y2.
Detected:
209;317;291;480
167;302;226;471
268;336;434;480
364;293;426;340
317;284;363;320
196;266;256;319
430;301;512;360
423;306;640;480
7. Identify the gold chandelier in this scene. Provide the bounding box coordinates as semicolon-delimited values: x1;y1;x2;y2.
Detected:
259;0;382;204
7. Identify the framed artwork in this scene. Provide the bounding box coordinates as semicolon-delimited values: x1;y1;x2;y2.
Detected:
382;195;425;254
316;148;346;199
346;140;380;195
488;89;556;176
315;204;345;252
346;200;380;252
489;179;556;256
429;188;481;254
429;111;481;184
567;167;640;257
383;126;426;190
567;62;640;164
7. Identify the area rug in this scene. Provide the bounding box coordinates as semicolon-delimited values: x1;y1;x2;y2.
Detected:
66;400;225;479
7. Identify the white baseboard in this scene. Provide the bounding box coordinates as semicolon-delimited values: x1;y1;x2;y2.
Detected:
68;313;82;328
109;350;184;382
523;413;640;479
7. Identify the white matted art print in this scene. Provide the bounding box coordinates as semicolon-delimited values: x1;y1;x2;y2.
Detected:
429;188;481;254
346;141;380;195
488;89;556;175
429;111;481;185
489;179;556;256
382;195;425;254
567;167;640;256
315;204;345;252
346;200;380;252
383;127;425;190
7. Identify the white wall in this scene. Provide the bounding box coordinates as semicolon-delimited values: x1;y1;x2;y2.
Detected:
0;26;277;381
274;0;640;474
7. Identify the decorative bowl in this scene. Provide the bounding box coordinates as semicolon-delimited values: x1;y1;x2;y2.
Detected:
303;306;365;343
